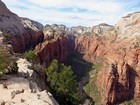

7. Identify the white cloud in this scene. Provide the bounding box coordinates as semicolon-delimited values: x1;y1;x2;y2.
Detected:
2;0;140;26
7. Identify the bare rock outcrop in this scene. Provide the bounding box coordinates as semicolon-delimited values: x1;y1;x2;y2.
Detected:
0;0;44;53
92;23;114;35
21;17;43;31
0;58;59;105
69;24;113;36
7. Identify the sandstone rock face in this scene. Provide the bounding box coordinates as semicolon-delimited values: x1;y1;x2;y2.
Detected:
0;58;59;105
43;24;66;39
11;31;44;53
21;17;43;31
97;49;140;104
75;29;117;62
35;35;68;66
35;24;69;66
36;23;114;67
75;12;140;104
0;0;44;53
70;26;92;36
92;23;114;35
0;0;25;35
69;24;113;36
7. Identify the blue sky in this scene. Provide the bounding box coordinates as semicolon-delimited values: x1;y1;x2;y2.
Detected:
2;0;140;26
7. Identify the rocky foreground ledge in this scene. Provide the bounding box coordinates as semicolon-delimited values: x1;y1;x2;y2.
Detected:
0;59;58;105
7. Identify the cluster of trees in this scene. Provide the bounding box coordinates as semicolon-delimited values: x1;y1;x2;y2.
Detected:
46;60;80;105
1;46;80;104
24;51;80;104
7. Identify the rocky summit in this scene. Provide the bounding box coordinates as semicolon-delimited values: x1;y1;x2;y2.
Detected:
0;0;140;105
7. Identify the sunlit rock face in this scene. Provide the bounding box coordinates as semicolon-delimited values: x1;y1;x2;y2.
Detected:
75;12;140;104
0;0;44;53
0;58;59;105
35;24;68;66
92;23;114;35
1;0;140;104
21;17;43;31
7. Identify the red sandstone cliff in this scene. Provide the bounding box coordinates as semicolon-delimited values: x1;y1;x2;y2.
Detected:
35;35;68;66
75;12;140;104
35;24;69;66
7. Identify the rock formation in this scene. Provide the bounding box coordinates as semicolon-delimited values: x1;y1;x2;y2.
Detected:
0;58;59;105
21;17;43;31
92;23;114;35
75;12;140;104
35;25;68;66
11;31;44;53
1;0;140;104
0;0;44;53
68;24;113;36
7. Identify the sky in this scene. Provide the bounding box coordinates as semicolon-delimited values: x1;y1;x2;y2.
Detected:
2;0;140;27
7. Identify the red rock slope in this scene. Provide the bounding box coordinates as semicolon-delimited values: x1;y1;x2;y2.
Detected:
75;12;140;104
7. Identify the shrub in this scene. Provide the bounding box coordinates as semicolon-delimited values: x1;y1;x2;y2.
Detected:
24;50;37;63
46;60;80;105
0;47;10;74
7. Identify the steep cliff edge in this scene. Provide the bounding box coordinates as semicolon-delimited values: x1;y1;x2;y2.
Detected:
35;24;68;66
0;0;44;53
1;0;140;104
75;12;140;104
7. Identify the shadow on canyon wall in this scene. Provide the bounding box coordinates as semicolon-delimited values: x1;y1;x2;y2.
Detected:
67;51;99;104
67;51;93;81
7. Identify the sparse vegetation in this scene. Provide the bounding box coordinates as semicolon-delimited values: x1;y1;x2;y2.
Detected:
83;63;102;105
67;52;102;104
0;47;10;74
24;50;37;63
0;46;18;75
46;59;80;105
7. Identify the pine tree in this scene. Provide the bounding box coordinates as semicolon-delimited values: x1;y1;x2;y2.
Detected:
46;60;80;105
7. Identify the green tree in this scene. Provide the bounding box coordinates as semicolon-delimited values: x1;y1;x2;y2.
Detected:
46;60;80;105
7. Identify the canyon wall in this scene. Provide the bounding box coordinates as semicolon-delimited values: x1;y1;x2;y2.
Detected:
0;0;44;53
12;31;44;53
1;0;140;104
35;24;68;66
75;12;140;104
